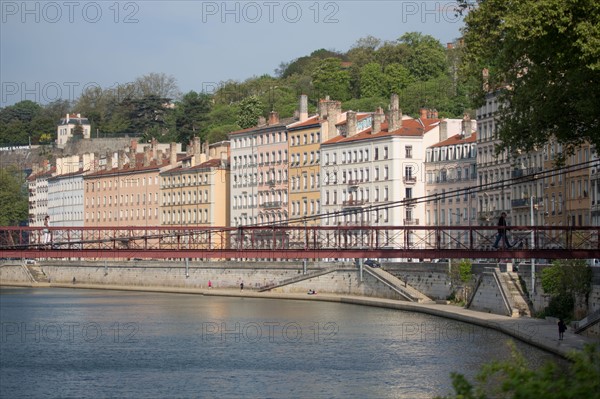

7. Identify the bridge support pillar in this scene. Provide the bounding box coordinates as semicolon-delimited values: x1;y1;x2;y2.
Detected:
303;260;307;275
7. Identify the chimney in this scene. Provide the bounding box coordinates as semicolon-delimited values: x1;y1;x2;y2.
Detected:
268;111;279;125
170;142;177;165
325;100;342;140
420;108;428;120
130;139;138;154
151;138;158;159
347;111;357;137
432;109;438;119
117;150;125;170
462;113;473;138
194;137;201;155
299;94;308;122
318;96;330;118
372;107;385;134
106;152;113;171
65;113;69;123
143;146;152;167
129;148;137;169
257;116;266;126
77;113;81;118
388;94;402;132
439;120;448;142
42;159;49;172
82;153;92;171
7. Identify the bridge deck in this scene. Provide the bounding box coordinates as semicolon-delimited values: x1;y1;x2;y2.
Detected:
1;225;598;260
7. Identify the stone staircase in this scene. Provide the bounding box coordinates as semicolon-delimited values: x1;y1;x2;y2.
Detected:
23;263;51;284
364;266;432;303
496;270;532;317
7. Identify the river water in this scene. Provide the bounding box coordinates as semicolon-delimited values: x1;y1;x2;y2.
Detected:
0;287;561;398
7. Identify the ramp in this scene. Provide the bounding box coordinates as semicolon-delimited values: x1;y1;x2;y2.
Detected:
258;266;342;292
364;266;432;303
574;309;600;334
24;263;50;283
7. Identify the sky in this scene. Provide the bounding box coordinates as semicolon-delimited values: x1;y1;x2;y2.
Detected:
1;1;466;107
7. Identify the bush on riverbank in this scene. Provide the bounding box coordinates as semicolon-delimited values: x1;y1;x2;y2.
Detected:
436;342;600;399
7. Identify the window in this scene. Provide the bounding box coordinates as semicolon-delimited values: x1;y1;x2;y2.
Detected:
405;145;413;158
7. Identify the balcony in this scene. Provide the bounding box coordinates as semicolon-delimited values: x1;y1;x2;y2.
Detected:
511;197;544;209
342;199;365;208
347;179;360;187
404;218;419;225
403;176;417;184
261;201;282;209
403;198;416;207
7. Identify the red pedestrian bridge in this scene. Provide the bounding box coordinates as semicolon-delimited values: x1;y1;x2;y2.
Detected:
1;225;598;261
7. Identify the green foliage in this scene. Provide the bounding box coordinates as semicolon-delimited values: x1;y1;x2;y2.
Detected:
359;62;386;98
398;32;448;80
437;342;600;399
459;0;600;156
175;91;211;145
236;96;264;129
0;166;28;226
541;259;592;298
311;58;352;101
458;259;473;284
541;259;592;320
0;100;68;146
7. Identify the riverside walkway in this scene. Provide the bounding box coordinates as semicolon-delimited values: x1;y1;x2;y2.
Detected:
2;282;598;358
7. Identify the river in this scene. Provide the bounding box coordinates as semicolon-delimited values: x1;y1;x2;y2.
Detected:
0;287;562;398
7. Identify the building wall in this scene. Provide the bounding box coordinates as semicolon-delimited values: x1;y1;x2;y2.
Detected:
476;92;512;228
84;168;162;227
288;123;321;226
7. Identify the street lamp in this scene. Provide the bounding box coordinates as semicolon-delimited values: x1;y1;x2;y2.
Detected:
529;194;536;294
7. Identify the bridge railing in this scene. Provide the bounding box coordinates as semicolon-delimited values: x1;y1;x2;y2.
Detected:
1;225;598;259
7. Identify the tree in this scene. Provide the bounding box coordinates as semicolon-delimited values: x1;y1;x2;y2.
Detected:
175;91;211;145
384;63;412;96
122;95;174;141
311;58;351;101
236;96;263;129
459;0;600;157
0;166;28;226
133;72;181;100
359;62;386;98
437;342;600;399
398;32;448;80
541;259;592;320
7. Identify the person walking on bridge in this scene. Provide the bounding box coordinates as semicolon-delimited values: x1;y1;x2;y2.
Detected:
493;212;513;249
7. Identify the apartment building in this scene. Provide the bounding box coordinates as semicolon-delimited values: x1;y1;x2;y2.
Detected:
229;112;293;228
160;140;230;227
424;116;477;247
476;91;513;226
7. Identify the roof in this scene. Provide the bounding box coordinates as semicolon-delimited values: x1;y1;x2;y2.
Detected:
335;112;371;127
429;132;477;148
228;117;297;136
321;117;441;146
160;158;225;174
287;115;321;130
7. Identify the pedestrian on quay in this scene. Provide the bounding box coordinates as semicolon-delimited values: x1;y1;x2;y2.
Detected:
558;318;567;340
493;212;513;249
240;282;244;291
208;280;212;289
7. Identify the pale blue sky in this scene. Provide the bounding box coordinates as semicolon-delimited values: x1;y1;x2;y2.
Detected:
1;1;465;106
